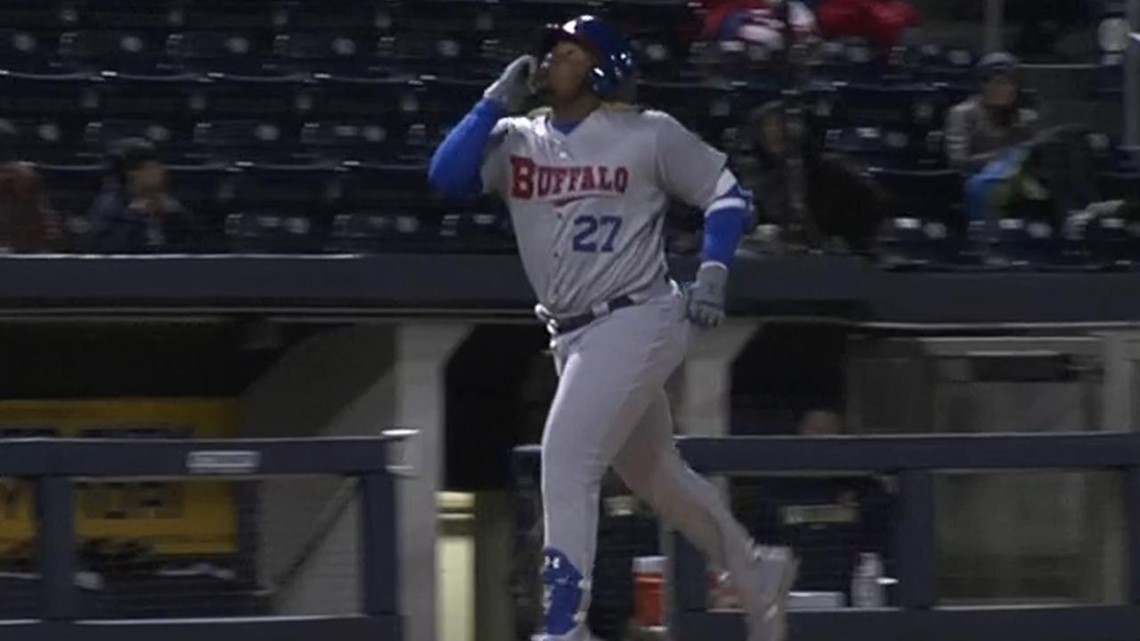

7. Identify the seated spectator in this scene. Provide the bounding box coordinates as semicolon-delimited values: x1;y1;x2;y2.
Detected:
737;100;886;252
0;121;60;253
946;52;1039;174
949;53;1043;234
699;0;817;50
90;138;199;254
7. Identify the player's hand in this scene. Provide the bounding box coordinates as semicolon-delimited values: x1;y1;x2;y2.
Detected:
484;55;538;113
685;262;728;329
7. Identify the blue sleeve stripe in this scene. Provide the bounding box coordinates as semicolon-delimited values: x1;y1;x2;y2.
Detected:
701;176;751;266
702;206;748;267
427;98;506;199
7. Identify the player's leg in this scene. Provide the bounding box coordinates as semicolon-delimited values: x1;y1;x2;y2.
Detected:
612;389;798;641
539;295;689;640
611;389;750;570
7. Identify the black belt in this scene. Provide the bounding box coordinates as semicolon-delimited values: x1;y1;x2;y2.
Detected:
547;295;637;336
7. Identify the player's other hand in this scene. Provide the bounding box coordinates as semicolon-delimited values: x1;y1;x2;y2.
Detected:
484;55;538;113
685;262;728;329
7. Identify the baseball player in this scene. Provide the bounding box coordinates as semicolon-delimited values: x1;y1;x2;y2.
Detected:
428;16;797;641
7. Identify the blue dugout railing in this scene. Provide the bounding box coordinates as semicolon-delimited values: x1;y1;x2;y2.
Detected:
670;433;1140;641
0;436;406;641
513;432;1140;641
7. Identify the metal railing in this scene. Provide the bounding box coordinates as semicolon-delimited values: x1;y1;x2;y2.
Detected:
0;436;406;641
669;433;1140;641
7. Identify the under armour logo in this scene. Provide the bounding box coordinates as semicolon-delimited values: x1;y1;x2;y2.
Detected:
543;554;561;571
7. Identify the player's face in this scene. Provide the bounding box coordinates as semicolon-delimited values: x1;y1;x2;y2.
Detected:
545;40;594;102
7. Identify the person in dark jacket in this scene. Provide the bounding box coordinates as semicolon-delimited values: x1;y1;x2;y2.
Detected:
737;100;886;252
89;138;199;254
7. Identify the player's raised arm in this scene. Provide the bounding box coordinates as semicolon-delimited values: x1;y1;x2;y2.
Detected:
653;113;753;328
426;55;537;199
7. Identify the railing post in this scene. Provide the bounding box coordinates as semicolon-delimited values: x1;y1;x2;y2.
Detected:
896;470;936;609
1127;467;1140;604
665;529;707;641
360;472;398;618
36;476;78;621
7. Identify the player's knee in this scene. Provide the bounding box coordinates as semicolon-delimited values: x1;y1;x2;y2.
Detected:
541;547;588;635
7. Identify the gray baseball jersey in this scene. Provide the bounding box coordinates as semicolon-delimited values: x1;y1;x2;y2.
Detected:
480;105;727;316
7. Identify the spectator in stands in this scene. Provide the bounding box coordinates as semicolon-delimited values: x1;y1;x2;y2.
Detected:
0;121;60;253
699;0;817;50
737;100;886;252
89;138;199;254
945;52;1038;174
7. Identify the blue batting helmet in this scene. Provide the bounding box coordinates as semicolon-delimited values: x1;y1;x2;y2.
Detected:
539;15;635;98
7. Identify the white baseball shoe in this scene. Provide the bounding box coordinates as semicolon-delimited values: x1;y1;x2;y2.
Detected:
734;545;799;641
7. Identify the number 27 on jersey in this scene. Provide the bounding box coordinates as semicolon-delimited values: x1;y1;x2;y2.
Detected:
572;215;622;253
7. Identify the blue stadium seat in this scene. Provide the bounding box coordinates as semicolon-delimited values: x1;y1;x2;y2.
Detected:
84;119;199;161
180;3;290;31
914;44;975;89
91;74;210;120
439;210;515;252
1083;211;1138;270
273;32;378;77
230;163;343;215
193;120;305;163
328;211;435;253
225;211;322;254
340;162;433;214
166;31;277;77
301;120;406;163
166;164;240;240
0;4;79;30
876;216;958;270
200;73;319;120
832;82;943;131
0;72;98;118
59;30;181;77
3;118;88;163
869;167;963;222
0;29;70;75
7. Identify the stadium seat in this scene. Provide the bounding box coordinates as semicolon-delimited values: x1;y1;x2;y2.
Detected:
870;167;963;222
225;211;322;254
59;30;181;77
166;31;277;77
84;119;199;161
328;211;435;253
273;32;378;77
340;162;434;214
179;3;290;31
0;29;71;74
3;118;88;164
301;120;406;163
0;4;79;30
914;44;975;89
199;73;319;121
832;82;943;132
0;72;98;119
166;163;240;241
230;162;344;216
90;73;210;120
193;119;305;163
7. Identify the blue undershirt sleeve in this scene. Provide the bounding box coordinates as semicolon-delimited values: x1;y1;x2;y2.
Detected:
427;98;506;199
